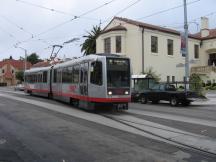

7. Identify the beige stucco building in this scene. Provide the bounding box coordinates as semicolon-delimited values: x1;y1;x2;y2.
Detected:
96;17;216;83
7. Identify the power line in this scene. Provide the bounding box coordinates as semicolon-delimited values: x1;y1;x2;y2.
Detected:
13;0;107;21
0;26;21;43
17;0;119;45
101;0;201;28
137;0;201;20
102;0;142;24
0;15;34;37
15;0;77;16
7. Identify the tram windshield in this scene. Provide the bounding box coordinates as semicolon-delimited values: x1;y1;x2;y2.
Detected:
107;58;130;87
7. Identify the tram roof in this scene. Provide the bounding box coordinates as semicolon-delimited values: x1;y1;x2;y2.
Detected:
53;54;127;69
25;53;128;72
25;66;51;73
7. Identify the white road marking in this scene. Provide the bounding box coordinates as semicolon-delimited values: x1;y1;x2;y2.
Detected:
129;109;216;128
1;93;216;154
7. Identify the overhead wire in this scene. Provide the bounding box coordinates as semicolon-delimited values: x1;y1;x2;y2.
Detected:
16;0;119;45
101;0;201;28
13;0;112;22
2;0;208;58
137;0;201;20
0;15;34;37
101;0;142;24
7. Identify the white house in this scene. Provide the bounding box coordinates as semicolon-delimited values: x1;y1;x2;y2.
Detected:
96;17;216;83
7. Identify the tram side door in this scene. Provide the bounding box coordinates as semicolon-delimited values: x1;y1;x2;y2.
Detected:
80;63;88;96
57;68;62;98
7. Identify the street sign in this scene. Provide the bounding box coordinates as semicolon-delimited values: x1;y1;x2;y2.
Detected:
180;32;186;57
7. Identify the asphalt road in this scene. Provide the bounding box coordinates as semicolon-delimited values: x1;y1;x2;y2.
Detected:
0;88;216;162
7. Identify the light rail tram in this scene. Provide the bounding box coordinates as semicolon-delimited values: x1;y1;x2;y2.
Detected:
24;54;131;110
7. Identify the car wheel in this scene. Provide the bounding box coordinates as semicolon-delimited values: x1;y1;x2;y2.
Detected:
170;97;178;106
140;95;148;104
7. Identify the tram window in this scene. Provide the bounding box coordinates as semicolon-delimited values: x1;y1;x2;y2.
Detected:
90;61;102;85
80;69;83;83
53;69;57;83
68;66;73;83
43;71;47;83
38;74;42;82
73;65;79;83
62;67;73;83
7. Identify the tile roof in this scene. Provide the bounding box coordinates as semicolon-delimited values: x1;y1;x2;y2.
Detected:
192;29;216;40
32;61;50;68
101;25;127;34
0;59;32;70
106;17;200;39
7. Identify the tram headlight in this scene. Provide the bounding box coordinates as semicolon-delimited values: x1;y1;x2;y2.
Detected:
125;91;129;95
108;91;112;95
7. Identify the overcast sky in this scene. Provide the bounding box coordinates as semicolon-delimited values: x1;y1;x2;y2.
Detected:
0;0;215;60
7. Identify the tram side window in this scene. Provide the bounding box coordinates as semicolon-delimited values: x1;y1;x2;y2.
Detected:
38;74;42;83
53;69;57;83
90;61;102;85
43;71;47;83
68;66;73;83
62;67;73;83
73;65;79;83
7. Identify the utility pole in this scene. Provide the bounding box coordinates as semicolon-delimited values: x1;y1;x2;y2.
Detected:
14;46;27;82
184;0;189;91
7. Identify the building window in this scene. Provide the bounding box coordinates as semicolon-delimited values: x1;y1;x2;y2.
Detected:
151;36;158;53
172;76;175;82
167;76;170;83
2;69;4;73
116;36;121;53
167;39;173;55
104;37;111;53
194;44;199;59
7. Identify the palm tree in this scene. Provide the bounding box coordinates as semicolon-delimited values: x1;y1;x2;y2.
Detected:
81;25;102;55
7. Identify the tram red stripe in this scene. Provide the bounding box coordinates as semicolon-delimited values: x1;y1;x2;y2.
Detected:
25;88;131;103
26;88;49;93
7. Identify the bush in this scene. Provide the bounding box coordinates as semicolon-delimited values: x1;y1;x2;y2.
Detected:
178;85;184;89
212;83;216;87
189;74;204;96
205;86;211;90
206;81;212;86
202;82;206;87
209;86;216;90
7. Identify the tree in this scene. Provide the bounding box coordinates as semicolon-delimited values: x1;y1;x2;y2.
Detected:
15;71;24;82
81;25;102;55
9;55;13;59
142;67;161;82
27;53;41;65
189;73;204;96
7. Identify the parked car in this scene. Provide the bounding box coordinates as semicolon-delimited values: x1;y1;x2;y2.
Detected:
14;84;25;91
138;83;199;106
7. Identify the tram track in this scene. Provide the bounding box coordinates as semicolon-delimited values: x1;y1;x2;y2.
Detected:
99;112;216;158
1;89;216;159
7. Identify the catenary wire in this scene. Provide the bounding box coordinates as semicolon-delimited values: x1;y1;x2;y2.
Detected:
0;15;34;37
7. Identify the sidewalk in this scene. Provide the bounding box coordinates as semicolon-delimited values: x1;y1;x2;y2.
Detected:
194;91;216;106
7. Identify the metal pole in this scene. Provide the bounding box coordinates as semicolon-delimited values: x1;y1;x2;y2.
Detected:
184;0;189;91
141;28;145;74
24;49;27;83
